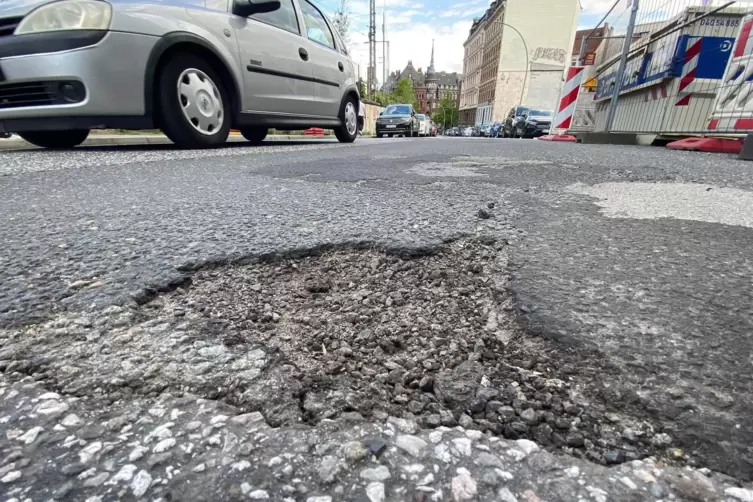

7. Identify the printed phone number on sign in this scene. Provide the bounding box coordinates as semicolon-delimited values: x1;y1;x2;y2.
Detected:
699;18;740;28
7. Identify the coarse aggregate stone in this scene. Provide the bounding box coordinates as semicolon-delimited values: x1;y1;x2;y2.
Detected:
2;372;752;502
1;241;671;464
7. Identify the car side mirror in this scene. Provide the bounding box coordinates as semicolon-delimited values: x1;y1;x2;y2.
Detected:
232;0;280;17
379;111;383;116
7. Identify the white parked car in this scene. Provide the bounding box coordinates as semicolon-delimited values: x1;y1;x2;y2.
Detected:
462;127;473;137
416;114;431;137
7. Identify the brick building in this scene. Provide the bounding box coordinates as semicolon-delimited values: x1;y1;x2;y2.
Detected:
386;42;461;116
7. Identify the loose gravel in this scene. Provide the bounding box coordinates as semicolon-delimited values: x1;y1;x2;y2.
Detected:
3;373;747;502
1;239;685;472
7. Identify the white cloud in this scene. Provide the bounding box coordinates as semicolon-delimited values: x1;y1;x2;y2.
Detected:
347;20;471;84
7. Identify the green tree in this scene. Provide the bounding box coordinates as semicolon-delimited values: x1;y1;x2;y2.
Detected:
431;95;459;128
357;79;366;99
374;91;392;106
391;78;419;109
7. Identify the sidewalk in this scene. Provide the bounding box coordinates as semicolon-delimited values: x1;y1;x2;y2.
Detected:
0;133;333;151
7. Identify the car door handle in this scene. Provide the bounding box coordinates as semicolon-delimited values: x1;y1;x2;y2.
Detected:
299;48;309;61
338;61;344;71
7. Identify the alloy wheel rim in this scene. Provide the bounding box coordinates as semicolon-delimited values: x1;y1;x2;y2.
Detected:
177;68;224;136
344;102;357;136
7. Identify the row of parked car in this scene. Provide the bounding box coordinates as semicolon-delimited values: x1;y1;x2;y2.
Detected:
444;106;554;139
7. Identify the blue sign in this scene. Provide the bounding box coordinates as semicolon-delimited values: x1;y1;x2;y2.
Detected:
595;34;736;101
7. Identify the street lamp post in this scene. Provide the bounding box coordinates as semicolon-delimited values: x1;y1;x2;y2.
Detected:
496;22;529;108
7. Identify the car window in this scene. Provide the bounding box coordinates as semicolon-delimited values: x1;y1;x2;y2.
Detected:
250;0;300;35
515;106;529;116
300;0;336;49
333;28;349;56
384;105;411;114
529;109;553;117
417;114;425;120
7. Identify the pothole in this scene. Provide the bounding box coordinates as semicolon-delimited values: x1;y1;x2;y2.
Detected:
0;239;677;468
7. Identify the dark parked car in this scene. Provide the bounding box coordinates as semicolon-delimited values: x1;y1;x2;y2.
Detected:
376;104;420;137
514;109;553;138
502;105;532;138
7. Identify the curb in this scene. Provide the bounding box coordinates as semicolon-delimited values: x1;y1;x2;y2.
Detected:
0;134;333;151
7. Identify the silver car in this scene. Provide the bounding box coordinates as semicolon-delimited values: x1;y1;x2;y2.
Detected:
0;0;360;148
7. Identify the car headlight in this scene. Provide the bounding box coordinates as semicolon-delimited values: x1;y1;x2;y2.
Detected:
15;0;112;35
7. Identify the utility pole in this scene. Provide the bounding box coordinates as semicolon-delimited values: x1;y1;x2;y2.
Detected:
368;0;376;97
382;8;386;90
605;0;639;131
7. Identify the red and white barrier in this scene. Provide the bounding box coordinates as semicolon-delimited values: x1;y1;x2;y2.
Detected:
676;37;702;107
538;66;584;142
706;12;753;135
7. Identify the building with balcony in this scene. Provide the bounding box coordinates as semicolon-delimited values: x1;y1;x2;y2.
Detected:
459;14;486;125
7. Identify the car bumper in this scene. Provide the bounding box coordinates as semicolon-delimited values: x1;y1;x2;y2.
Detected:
376;124;412;135
524;126;551;137
0;30;160;132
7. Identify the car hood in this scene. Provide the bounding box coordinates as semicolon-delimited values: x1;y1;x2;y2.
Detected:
1;0;51;19
380;114;411;119
528;116;552;121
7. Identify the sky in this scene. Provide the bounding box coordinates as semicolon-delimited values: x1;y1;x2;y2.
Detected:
315;0;718;85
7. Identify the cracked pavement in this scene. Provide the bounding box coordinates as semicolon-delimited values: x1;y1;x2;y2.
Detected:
1;136;753;500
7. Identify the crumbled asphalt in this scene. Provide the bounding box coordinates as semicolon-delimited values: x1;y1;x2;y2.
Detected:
1;137;753;498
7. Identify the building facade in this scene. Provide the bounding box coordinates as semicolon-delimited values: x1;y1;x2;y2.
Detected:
460;0;580;125
492;0;580;122
387;49;461;116
459;16;485;126
477;0;505;125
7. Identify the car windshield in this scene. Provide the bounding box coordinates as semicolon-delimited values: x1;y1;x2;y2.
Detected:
515;106;529;116
417;114;426;120
384;105;411;115
529;109;553;117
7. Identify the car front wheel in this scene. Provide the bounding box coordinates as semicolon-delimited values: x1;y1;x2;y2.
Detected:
157;52;230;148
19;129;89;149
334;95;358;143
240;127;267;145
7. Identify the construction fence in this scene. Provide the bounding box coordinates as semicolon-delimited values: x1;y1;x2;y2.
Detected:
562;0;753;143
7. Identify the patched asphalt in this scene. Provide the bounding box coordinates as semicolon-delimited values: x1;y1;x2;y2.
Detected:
1;136;752;479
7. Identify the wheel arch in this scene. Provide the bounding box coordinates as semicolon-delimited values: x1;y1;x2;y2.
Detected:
144;32;243;121
339;85;360;117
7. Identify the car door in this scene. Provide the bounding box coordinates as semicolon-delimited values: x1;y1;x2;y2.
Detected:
295;0;346;118
231;0;314;114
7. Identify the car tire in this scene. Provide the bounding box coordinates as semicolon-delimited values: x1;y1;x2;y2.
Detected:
334;95;358;143
157;52;230;149
240;127;268;145
19;130;90;149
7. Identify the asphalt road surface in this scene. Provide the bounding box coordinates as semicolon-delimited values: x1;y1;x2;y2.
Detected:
1;135;752;486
